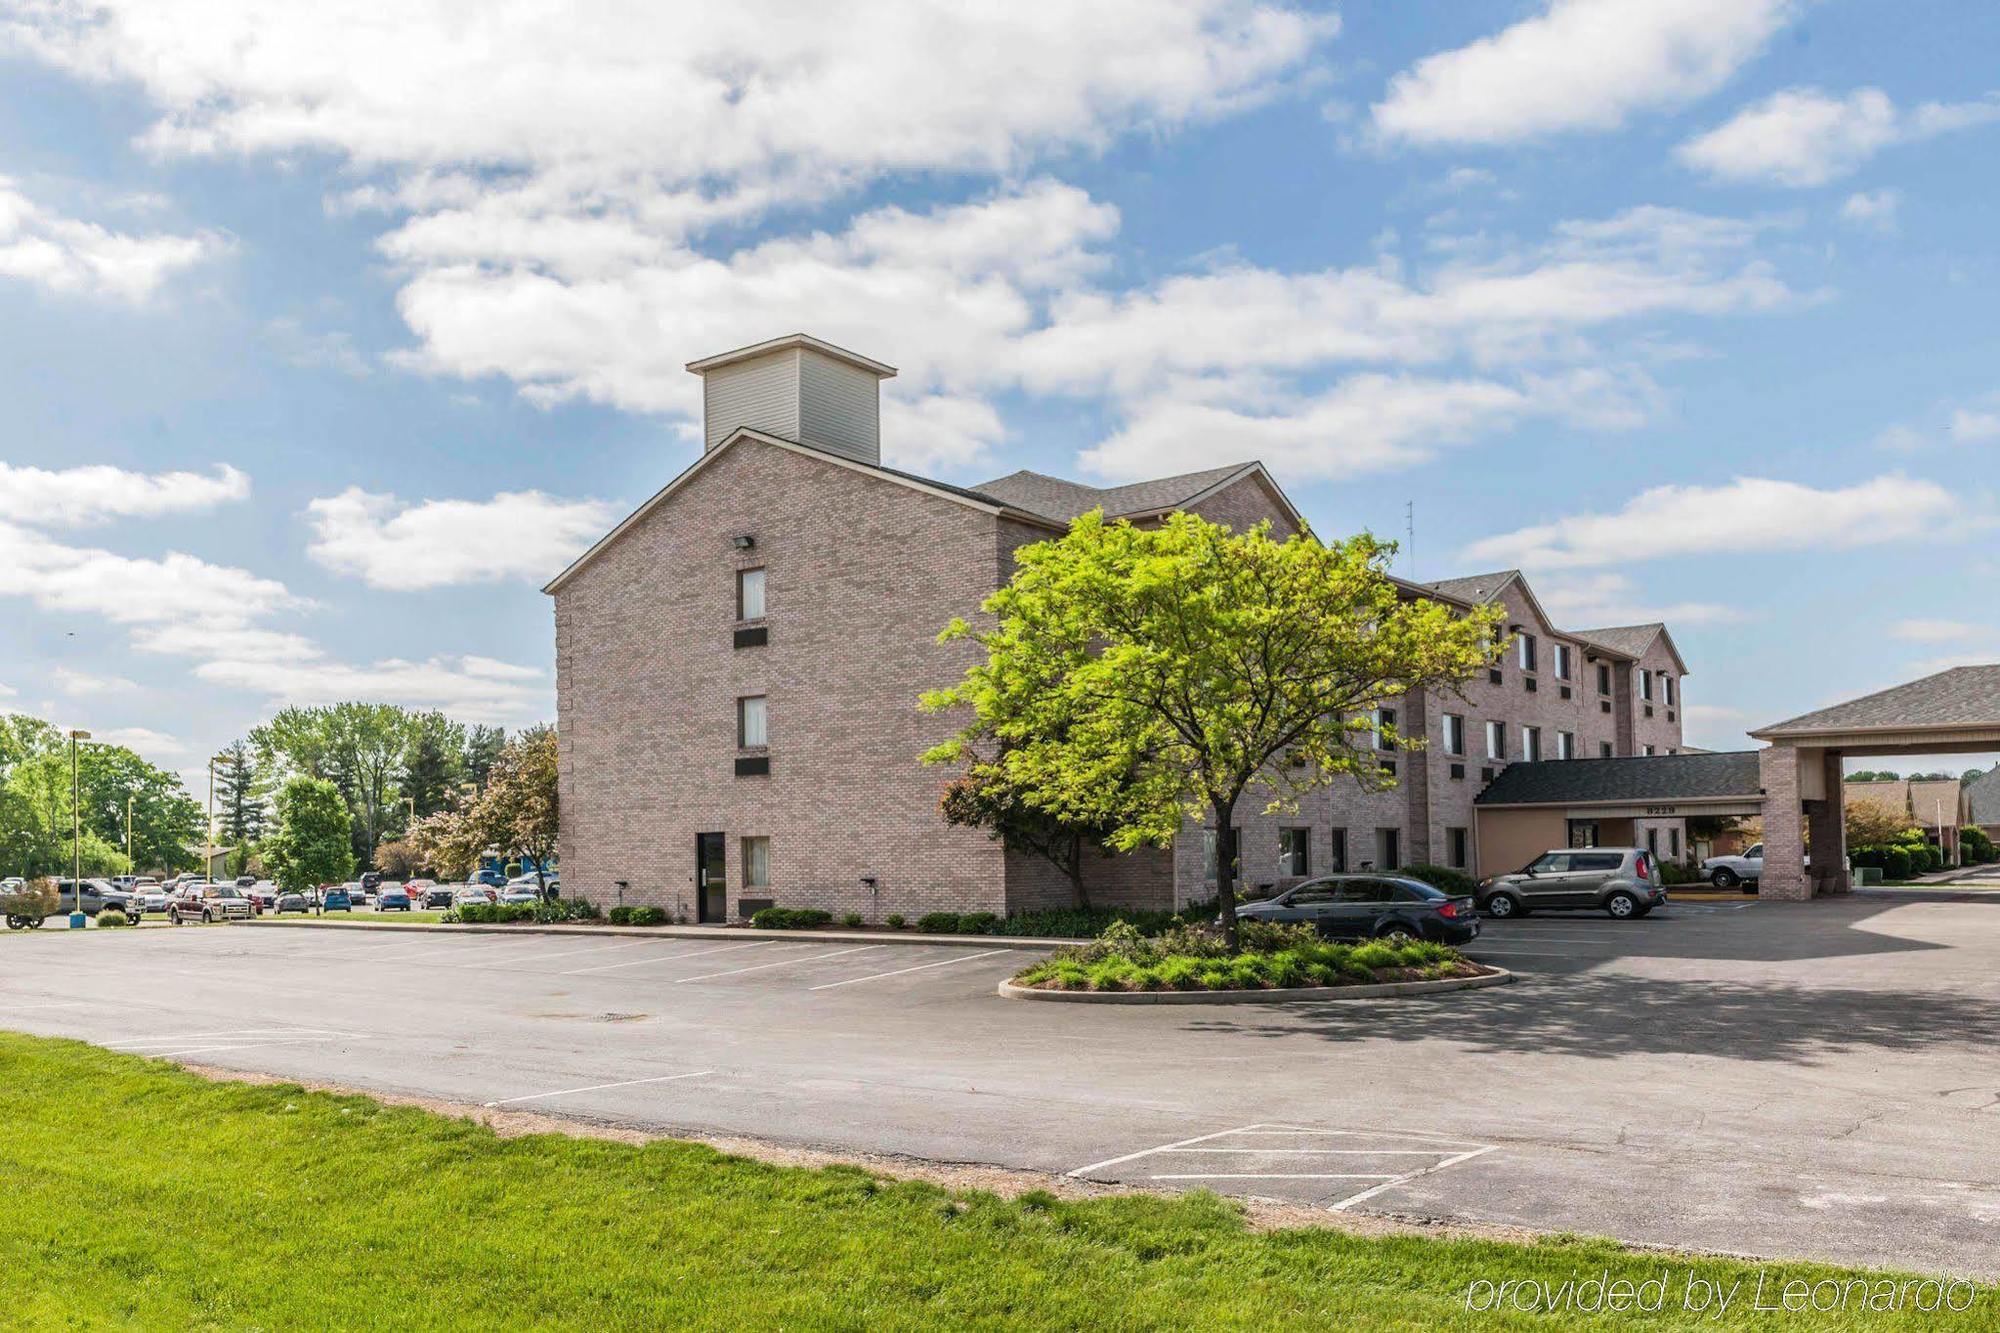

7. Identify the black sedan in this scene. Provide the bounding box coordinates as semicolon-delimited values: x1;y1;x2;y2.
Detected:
1234;875;1480;945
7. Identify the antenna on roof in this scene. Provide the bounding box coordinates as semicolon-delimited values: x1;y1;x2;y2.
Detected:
1405;500;1416;580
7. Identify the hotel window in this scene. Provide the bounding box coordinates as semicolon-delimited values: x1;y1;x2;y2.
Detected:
1446;827;1469;869
736;567;766;620
1670;828;1682;859
737;695;767;748
1485;720;1506;760
1557;730;1575;761
1638;669;1654;701
1442;713;1465;756
1600;741;1614;758
1519;633;1537;673
1376;827;1402;869
1279;828;1310;877
1662;675;1676;706
742;836;770;889
1597;663;1612;695
1376;707;1397;751
1203;827;1241;883
1554;643;1572;680
1523;726;1542;762
1642;744;1656;757
1329;828;1348;873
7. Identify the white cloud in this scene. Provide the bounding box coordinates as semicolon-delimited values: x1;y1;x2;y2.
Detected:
1462;473;1978;570
53;667;138;696
1679;88;2000;187
1684;703;1748;725
1950;407;2000;444
95;726;186;757
1891;619;1981;643
304;488;617;591
0;681;15;698
0;175;220;300
1906;651;2000;676
883;392;1007;474
1533;572;1744;627
0;461;248;525
1839;189;1900;232
1370;0;1798;147
266;315;370;377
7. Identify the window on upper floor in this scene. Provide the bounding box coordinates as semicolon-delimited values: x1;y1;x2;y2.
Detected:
736;567;766;621
1375;706;1397;752
1554;643;1572;680
1597;663;1611;695
1442;713;1465;756
1662;675;1676;706
1519;633;1537;673
1523;726;1542;763
1558;731;1575;761
1638;669;1654;701
738;695;768;749
1485;720;1506;760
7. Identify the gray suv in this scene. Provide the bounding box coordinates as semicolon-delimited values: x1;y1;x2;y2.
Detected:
1477;848;1666;920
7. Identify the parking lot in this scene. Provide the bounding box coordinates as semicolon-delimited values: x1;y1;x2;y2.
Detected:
6;891;2000;1277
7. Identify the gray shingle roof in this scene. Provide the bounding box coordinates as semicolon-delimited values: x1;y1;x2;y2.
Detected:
1754;665;2000;736
1475;751;1763;806
973;463;1255;523
1570;624;1665;659
1424;571;1520;604
1969;765;2000;824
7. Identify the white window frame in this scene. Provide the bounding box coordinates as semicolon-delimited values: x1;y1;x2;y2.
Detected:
736;567;766;621
738;694;768;748
1442;713;1465;757
1485;720;1505;760
742;836;770;889
1554;643;1571;680
1278;827;1310;878
1638;669;1653;701
1523;726;1542;763
1557;730;1575;761
1519;633;1537;673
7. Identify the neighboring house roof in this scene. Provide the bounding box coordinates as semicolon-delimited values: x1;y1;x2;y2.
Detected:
1842;779;1911;818
1753;665;2000;738
1968;765;2000;824
972;461;1305;529
1475;751;1763;807
1909;778;1967;825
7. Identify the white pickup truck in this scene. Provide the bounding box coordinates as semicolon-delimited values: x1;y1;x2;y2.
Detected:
1700;843;1809;890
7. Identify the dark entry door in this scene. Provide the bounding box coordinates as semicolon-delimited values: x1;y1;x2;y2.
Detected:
696;833;727;923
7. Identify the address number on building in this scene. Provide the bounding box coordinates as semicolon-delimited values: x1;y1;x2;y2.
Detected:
1643;805;1679;816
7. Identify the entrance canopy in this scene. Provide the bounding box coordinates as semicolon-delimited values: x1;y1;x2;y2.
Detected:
1749;664;2000;899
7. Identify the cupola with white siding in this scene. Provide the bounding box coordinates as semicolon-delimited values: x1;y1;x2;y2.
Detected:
686;333;897;466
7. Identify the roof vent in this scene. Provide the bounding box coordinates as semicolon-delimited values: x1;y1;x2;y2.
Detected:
686;334;897;466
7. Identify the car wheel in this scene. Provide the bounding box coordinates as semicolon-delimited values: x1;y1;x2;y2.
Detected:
1484;891;1524;919
1604;890;1639;920
202;910;214;924
1375;921;1419;947
1710;867;1738;889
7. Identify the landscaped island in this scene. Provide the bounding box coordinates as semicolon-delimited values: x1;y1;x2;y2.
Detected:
1009;921;1492;994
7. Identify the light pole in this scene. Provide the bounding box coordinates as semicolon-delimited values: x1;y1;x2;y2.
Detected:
205;753;230;886
126;792;135;879
67;729;91;927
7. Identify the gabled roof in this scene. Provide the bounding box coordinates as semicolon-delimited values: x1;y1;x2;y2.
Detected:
543;428;1061;594
685;332;897;379
1421;569;1578;653
1753;665;2000;739
1569;623;1687;674
1475;751;1763;807
1967;765;2000;824
971;461;1306;530
1909;778;1966;823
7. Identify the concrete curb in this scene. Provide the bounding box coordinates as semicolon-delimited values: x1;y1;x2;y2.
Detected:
240;918;1070;950
996;967;1512;1004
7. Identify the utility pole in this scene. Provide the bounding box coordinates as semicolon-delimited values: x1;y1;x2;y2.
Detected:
67;729;91;926
126;792;135;878
1404;500;1416;582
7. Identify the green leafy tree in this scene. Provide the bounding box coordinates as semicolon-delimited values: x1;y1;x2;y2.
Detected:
403;712;467;822
213;741;266;848
939;758;1124;910
265;777;356;899
924;512;1503;947
472;726;560;896
0;723;198;877
407;805;482;881
462;725;507;790
252;703;420;868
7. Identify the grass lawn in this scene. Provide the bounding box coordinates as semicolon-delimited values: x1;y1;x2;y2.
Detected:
0;1034;1987;1329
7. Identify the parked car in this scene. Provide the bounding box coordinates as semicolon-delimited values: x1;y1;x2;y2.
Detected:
506;873;558;893
273;891;311;914
109;875;137;890
1233;874;1480;945
421;883;455;909
169;884;255;924
376;885;414;911
497;888;540;905
238;881;276;913
51;879;141;918
1478;849;1666;920
1698;842;1807;892
321;886;353;912
469;867;508;889
359;871;383;893
453;886;496;907
460;877;498;903
131;885;169;915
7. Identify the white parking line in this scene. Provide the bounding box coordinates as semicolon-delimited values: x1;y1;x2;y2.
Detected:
142;1037;345;1059
1327;1144;1500;1212
1068;1124;1265;1178
675;944;883;984
482;1069;714;1108
109;1028;343;1046
561;940;773;976
1151;1172;1396;1181
808;948;1010;990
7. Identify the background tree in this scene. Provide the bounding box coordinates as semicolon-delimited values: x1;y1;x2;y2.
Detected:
1846;800;1917;848
474;726;560;896
373;837;421;878
938;756;1126;910
407;804;482;881
252;703;419;869
265;776;355;902
213;741;266;848
403;712;467;822
0;721;199;876
925;513;1503;947
462;725;507;790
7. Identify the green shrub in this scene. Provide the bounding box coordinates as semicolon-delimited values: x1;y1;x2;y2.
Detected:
1237;919;1318;954
455;902;496;924
916;912;962;934
607;905;634;925
1658;860;1701;886
1883;847;1912;880
94;908;130;928
884;913;905;930
628;906;668;926
840;912;863;929
956;911;999;935
1394;863;1477;896
751;907;833;930
1154;956;1202;990
563;898;601;920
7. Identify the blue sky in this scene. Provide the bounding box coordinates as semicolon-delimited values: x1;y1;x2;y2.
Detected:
1;0;1997;791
